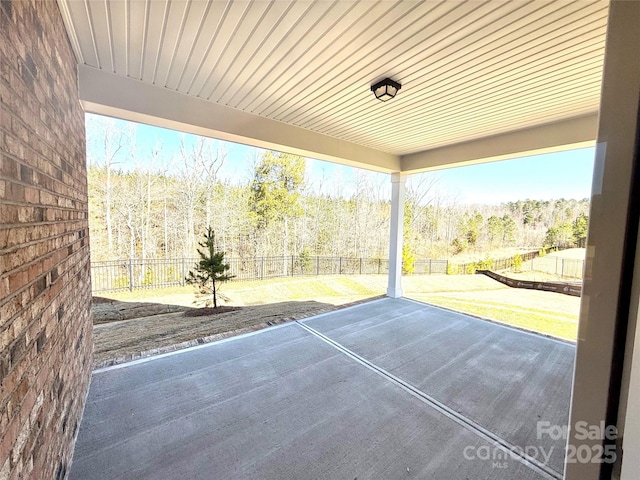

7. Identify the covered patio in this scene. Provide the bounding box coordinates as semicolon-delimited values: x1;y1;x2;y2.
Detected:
70;298;573;480
58;1;640;478
3;1;640;479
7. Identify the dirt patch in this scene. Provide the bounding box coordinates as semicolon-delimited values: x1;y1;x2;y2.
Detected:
92;300;188;324
92;296;384;368
93;296;117;304
183;306;242;317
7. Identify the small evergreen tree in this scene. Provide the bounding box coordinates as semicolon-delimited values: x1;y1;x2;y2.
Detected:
295;247;313;274
186;227;234;308
476;254;495;270
446;263;461;275
402;243;416;275
512;253;523;273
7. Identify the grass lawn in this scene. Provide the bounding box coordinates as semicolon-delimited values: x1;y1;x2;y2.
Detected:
409;295;577;341
403;276;579;342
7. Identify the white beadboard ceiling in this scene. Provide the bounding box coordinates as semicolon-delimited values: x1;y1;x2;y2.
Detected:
58;0;608;157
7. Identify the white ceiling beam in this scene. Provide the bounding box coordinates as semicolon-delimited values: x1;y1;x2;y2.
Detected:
400;113;598;173
77;65;401;173
78;66;598;176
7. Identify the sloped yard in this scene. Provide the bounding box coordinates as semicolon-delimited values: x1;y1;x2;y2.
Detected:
92;274;580;367
92;297;382;367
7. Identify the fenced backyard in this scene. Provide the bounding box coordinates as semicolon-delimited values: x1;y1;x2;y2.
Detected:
90;256;449;293
453;252;584;279
90;251;584;293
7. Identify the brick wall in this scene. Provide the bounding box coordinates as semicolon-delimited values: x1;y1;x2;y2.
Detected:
0;1;93;479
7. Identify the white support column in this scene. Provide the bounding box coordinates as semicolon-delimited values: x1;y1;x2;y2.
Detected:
565;2;640;479
387;172;406;298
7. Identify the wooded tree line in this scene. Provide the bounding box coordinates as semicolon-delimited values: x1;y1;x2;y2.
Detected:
86;117;590;263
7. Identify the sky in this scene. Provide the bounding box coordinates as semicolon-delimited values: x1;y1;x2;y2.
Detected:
431;148;594;204
85;113;595;205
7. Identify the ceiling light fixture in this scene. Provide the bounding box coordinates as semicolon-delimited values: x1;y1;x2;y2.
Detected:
370;78;402;102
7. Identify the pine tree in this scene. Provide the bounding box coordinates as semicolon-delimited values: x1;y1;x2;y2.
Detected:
186;227;234;308
572;213;589;247
250;151;305;273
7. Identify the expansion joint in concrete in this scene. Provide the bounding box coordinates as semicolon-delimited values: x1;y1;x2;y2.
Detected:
295;321;562;480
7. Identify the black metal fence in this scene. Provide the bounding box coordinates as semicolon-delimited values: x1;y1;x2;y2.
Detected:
90;251;581;293
526;256;584;279
493;251;540;270
446;251;540;275
90;256;450;293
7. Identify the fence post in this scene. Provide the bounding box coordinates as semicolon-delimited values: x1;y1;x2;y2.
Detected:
128;258;134;292
96;254;467;293
556;256;559;275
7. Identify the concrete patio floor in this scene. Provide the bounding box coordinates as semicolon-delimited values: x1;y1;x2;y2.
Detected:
69;298;574;480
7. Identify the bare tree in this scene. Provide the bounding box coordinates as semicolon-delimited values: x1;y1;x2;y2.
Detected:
86;115;129;253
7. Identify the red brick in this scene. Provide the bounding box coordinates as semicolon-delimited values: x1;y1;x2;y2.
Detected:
0;157;18;180
0;1;92;478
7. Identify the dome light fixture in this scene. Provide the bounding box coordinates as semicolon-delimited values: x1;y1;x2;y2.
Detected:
371;78;402;102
